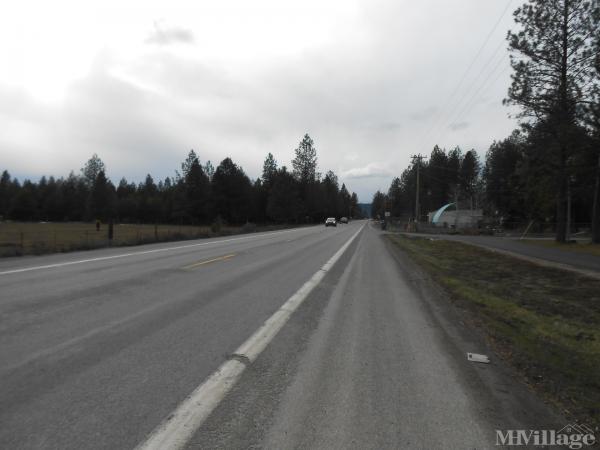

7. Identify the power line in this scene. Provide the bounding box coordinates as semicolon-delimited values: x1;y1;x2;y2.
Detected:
440;39;508;130
437;55;511;145
453;60;511;127
415;0;514;153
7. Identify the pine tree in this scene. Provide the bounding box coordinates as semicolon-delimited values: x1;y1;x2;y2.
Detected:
81;154;106;187
212;157;252;224
262;153;278;186
447;146;462;190
292;134;318;184
388;177;403;217
203;161;215;181
0;170;12;218
181;150;200;178
460;150;480;204
10;180;37;220
322;171;339;217
339;183;351;218
585;23;600;243
371;191;387;219
350;192;359;218
428;145;450;208
89;170;115;221
505;0;598;241
483;132;526;221
184;158;210;223
267;167;300;223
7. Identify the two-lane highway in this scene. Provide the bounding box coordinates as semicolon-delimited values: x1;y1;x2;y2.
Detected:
0;223;360;449
0;221;562;449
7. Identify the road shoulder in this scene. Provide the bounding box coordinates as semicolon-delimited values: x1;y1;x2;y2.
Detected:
382;236;584;430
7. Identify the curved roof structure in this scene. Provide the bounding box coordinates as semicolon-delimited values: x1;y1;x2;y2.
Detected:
431;203;455;224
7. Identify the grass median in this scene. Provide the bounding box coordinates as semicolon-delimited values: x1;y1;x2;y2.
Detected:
388;234;600;427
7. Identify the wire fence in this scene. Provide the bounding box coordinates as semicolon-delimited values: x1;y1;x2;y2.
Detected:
383;218;593;238
0;221;268;257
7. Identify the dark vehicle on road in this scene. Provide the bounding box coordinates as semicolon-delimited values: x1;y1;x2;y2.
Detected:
339;217;348;224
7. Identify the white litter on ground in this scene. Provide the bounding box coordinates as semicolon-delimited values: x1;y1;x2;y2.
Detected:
467;353;490;364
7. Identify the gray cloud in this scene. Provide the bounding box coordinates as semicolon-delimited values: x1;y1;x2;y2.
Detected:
410;106;438;121
1;1;518;202
449;121;470;131
378;121;402;131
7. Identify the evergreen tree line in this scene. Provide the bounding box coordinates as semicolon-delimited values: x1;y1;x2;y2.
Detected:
374;0;600;243
372;138;596;224
371;146;482;222
0;134;361;225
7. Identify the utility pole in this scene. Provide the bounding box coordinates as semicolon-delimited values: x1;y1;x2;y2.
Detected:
411;154;427;224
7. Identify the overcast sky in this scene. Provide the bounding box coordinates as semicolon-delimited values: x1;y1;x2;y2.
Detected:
0;0;519;202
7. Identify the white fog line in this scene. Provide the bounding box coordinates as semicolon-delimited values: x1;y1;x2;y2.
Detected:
135;224;365;450
0;227;312;276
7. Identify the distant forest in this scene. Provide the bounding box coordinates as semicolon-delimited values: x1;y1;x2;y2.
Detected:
0;134;363;225
373;0;600;243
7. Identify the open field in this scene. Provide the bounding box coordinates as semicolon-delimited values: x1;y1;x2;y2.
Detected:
0;221;288;257
388;234;600;427
521;239;600;257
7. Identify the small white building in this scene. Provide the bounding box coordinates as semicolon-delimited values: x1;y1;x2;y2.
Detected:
428;203;483;228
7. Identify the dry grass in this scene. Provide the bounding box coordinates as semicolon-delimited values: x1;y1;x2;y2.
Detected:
388;234;600;427
0;221;276;257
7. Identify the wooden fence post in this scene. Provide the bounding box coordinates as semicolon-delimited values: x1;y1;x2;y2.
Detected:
108;220;114;246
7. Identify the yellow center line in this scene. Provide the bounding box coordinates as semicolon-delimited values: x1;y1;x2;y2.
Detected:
181;254;236;270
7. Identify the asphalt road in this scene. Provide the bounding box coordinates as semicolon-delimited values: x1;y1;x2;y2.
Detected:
0;221;561;449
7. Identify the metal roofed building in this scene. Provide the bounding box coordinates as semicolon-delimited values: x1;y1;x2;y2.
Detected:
428;203;484;229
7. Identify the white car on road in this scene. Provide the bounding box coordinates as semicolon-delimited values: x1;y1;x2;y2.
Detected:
325;217;337;227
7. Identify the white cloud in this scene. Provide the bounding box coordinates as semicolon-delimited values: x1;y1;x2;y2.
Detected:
341;163;393;179
146;22;195;45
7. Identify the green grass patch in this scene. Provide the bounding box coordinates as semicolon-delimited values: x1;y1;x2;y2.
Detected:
521;239;600;257
388;234;600;426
